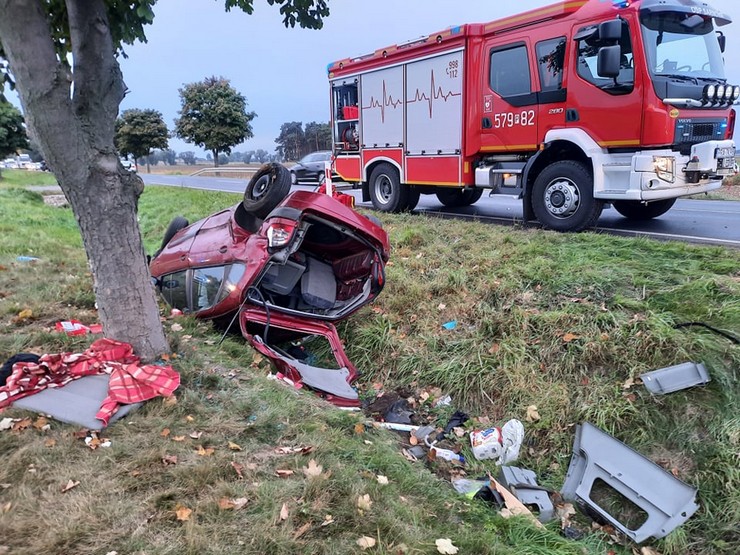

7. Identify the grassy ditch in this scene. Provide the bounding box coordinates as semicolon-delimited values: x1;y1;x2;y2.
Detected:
0;185;738;554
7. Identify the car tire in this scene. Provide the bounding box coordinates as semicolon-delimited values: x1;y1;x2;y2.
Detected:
612;198;676;220
243;163;292;219
153;216;189;259
369;163;409;212
436;188;483;207
532;161;603;231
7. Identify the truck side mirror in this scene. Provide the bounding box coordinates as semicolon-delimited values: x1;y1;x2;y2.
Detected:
597;45;621;78
598;19;622;42
717;31;726;53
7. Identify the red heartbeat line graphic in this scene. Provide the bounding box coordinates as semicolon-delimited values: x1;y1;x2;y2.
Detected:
407;70;461;118
363;70;461;122
362;80;402;123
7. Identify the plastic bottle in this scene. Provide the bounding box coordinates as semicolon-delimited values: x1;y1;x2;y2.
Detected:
431;446;465;463
16;256;39;262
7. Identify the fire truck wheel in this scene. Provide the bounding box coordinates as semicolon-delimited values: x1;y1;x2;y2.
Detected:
436;188;483;207
242;163;292;219
532;161;603;231
369;163;410;212
612;198;676;220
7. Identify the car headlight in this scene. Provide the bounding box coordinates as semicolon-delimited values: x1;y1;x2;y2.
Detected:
653;156;675;182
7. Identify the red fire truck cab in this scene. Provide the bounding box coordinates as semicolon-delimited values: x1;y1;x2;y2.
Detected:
327;0;737;231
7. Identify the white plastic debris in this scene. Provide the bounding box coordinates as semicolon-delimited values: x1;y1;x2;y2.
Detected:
470;419;524;465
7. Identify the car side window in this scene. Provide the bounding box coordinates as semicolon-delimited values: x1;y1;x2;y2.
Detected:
160;271;188;311
536;37;566;91
489;44;531;97
193;266;227;311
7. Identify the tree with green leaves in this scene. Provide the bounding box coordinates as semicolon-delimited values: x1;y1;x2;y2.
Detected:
174;77;256;167
0;0;329;360
179;151;196;165
0;97;28;178
304;121;331;152
274;121;305;161
115;108;168;173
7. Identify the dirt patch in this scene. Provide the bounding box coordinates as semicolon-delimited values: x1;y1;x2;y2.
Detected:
43;194;68;207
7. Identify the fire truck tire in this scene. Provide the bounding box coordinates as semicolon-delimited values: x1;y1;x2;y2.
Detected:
369;163;410;212
242;163;292;219
612;198;676;220
406;188;421;211
153;216;189;259
532;161;603;231
436;188;484;207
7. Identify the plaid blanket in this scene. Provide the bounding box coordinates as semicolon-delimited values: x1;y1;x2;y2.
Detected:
0;338;179;425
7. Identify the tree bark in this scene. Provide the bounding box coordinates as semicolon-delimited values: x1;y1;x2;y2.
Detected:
212;149;219;167
0;0;170;361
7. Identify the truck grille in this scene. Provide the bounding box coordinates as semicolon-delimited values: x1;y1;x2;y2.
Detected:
674;119;726;155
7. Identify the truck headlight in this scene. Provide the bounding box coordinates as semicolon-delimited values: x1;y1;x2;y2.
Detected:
653;156;675;182
733;86;740;101
703;84;716;101
716;85;725;101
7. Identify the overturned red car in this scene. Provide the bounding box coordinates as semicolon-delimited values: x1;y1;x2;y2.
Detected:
149;164;390;407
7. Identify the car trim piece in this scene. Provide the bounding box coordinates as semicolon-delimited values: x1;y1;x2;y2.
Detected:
640;362;710;395
561;422;699;543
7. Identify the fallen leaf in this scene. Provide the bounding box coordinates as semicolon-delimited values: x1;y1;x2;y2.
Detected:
171;323;183;332
640;547;662;555
401;449;417;462
162;455;178;466
275;469;294;478
354;423;365;435
2;502;10;513
357;494;372;513
562;332;580;343
279;502;289;521
321;514;334;526
189;431;203;439
377;475;389;485
555;502;576;529
44;437;56;448
356;536;376;549
175;504;192;521
232;497;248;510
435;538;459;554
163;395;177;407
293;522;311;539
231;461;244;479
12;418;32;431
61;479;80;493
173;435;186;442
227;441;242;451
525;405;541;422
437;303;446;310
302;459;323;478
196;445;214;456
160;428;171;438
185;415;194;422
488;343;501;354
17;308;33;319
622;377;635;390
218;498;235;510
32;417;48;430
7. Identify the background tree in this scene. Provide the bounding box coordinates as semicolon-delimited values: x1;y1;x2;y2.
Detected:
179;151;196;165
304;121;331;152
254;148;269;163
115;108;168;173
174;76;256;167
0;0;329;360
0;97;28;178
162;148;176;165
274;121;304;161
243;150;254;164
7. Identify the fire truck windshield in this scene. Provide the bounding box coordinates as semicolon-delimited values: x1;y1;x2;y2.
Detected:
640;11;726;81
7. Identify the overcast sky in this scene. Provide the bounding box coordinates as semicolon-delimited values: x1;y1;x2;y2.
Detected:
7;0;740;155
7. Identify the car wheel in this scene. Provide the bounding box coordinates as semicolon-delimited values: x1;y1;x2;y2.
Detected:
532;161;603;231
290;171;297;185
436;188;483;207
243;163;292;219
153;216;189;259
369;163;409;212
612;198;676;220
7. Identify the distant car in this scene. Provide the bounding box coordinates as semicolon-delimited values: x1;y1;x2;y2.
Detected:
2;158;19;169
120;157;137;172
149;163;390;407
288;151;335;185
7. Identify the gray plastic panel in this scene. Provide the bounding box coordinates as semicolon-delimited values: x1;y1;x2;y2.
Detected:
12;374;140;430
498;466;554;523
289;359;358;400
640;362;710;395
561;422;698;543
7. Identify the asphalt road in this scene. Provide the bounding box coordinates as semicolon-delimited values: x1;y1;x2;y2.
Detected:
140;173;740;248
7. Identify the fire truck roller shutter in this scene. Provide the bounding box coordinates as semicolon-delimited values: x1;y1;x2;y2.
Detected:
531;160;604;232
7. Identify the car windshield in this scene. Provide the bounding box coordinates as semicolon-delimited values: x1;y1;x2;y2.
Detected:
640;11;725;80
302;152;329;163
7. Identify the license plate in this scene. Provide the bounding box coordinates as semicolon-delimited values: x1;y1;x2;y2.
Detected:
715;146;736;159
717;157;735;169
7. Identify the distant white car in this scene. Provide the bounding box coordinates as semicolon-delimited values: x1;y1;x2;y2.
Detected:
2;158;19;169
120;157;137;172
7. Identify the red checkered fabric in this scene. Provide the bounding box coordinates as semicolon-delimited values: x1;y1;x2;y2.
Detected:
0;338;179;425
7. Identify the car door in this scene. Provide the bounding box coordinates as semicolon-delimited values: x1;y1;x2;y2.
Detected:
239;307;360;407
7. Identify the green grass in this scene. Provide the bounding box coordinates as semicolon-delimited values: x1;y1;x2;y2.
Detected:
0;168;58;189
0;185;738;554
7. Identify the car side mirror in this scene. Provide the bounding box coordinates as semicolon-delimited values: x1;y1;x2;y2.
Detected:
597;45;621;78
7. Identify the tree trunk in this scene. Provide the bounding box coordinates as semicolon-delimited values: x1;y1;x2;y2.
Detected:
0;0;169;361
212;149;219;167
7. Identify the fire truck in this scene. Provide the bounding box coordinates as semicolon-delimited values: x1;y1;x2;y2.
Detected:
327;0;737;231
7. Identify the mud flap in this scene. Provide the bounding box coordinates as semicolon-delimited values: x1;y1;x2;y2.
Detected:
239;308;360;407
